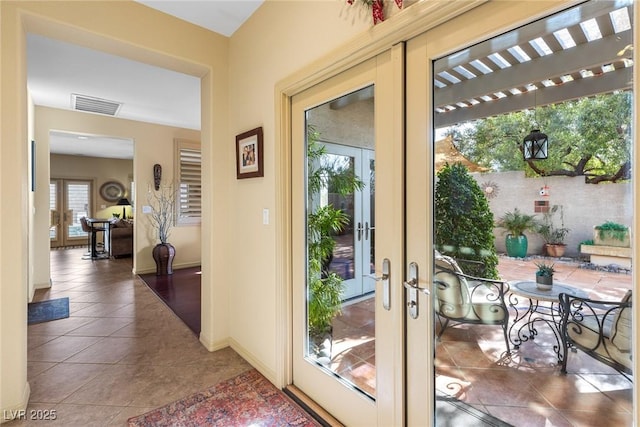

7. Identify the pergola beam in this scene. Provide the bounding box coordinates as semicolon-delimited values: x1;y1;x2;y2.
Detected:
435;69;631;128
435;33;630;109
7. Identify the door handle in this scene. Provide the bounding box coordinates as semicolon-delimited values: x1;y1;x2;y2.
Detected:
368;258;391;310
365;222;375;240
404;262;429;319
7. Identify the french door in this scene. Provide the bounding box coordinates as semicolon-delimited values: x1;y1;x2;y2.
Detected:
406;1;636;426
292;52;404;426
50;178;93;248
290;1;636;426
319;143;375;301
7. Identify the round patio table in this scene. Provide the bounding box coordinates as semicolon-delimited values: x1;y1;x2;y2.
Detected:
507;280;588;363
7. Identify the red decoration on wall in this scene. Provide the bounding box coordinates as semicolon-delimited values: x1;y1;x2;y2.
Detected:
372;0;385;24
347;0;403;25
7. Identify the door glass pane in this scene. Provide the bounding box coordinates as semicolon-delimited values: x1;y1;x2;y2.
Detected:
305;85;376;398
368;157;375;276
49;181;57;240
432;2;633;425
324;153;356;283
65;183;90;239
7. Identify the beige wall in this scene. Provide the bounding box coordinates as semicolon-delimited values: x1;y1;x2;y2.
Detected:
475;171;633;257
39;106;202;274
1;0;228;415
226;0;371;380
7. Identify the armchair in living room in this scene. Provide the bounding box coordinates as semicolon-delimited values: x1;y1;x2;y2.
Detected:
110;219;134;258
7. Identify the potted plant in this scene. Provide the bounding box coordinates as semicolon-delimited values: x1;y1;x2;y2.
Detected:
594;221;631;248
537;205;570;257
306;126;363;362
147;183;176;275
496;208;538;259
535;261;555;290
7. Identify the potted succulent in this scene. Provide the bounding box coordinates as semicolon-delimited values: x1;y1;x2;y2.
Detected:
496;208;538;258
535;261;555;290
537;205;570;257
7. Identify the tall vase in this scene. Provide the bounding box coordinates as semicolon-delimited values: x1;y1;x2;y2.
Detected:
152;242;175;276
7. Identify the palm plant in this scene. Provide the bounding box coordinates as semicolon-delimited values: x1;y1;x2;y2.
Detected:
496;208;538;258
496;209;538;237
307;126;363;339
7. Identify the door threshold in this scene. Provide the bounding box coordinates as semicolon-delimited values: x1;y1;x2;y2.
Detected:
283;385;344;427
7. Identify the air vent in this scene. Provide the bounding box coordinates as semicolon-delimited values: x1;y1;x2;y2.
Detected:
71;94;122;116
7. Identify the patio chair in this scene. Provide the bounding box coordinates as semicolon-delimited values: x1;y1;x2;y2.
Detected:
434;252;511;354
559;290;632;376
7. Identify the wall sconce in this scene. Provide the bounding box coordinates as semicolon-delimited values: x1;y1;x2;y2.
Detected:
523;129;548;160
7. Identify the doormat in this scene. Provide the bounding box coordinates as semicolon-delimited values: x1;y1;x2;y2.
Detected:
127;368;321;426
28;297;70;324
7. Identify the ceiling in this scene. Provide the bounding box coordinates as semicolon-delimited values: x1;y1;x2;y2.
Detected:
29;1;264;159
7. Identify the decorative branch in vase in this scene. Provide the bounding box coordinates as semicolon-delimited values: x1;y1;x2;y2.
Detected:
147;183;176;275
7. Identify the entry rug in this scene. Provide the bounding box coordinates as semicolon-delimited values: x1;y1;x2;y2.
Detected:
28;297;70;324
127;369;321;427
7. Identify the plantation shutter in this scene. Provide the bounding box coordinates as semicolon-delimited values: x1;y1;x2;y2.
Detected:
176;140;201;225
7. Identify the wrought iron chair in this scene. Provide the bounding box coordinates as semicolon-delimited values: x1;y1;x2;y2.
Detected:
559;290;632;376
434;252;511;353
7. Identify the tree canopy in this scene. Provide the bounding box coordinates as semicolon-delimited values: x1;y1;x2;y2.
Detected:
447;92;632;183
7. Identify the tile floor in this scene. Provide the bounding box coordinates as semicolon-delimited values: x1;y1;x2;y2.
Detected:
7;248;634;426
333;255;634;426
7;247;252;426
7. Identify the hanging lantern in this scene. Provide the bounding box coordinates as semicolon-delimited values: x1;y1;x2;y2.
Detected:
523;129;548;160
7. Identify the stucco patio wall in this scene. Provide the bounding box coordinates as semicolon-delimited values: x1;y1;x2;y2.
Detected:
470;170;632;258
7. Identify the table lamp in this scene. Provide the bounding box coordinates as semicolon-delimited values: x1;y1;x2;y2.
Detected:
116;198;130;219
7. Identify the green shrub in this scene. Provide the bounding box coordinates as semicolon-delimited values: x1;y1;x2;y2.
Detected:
595;221;629;241
435;163;498;279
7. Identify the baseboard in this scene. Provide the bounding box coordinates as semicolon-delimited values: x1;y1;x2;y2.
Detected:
198;333;228;353
283;385;344;427
0;382;30;424
228;338;277;385
136;261;201;276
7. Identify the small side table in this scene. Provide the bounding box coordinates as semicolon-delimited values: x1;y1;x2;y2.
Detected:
507;280;588;363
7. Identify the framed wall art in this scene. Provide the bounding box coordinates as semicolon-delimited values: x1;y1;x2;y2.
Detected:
100;180;125;202
235;127;264;179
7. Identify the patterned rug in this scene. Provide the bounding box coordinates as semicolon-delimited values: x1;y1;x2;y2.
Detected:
28;297;69;324
127;369;320;427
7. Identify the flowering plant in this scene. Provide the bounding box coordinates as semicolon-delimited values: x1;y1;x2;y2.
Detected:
347;0;403;25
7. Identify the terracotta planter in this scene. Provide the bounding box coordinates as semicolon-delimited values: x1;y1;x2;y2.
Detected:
152;242;176;275
545;243;566;257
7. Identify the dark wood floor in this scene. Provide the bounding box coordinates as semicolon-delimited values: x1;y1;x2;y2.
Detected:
138;267;202;336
